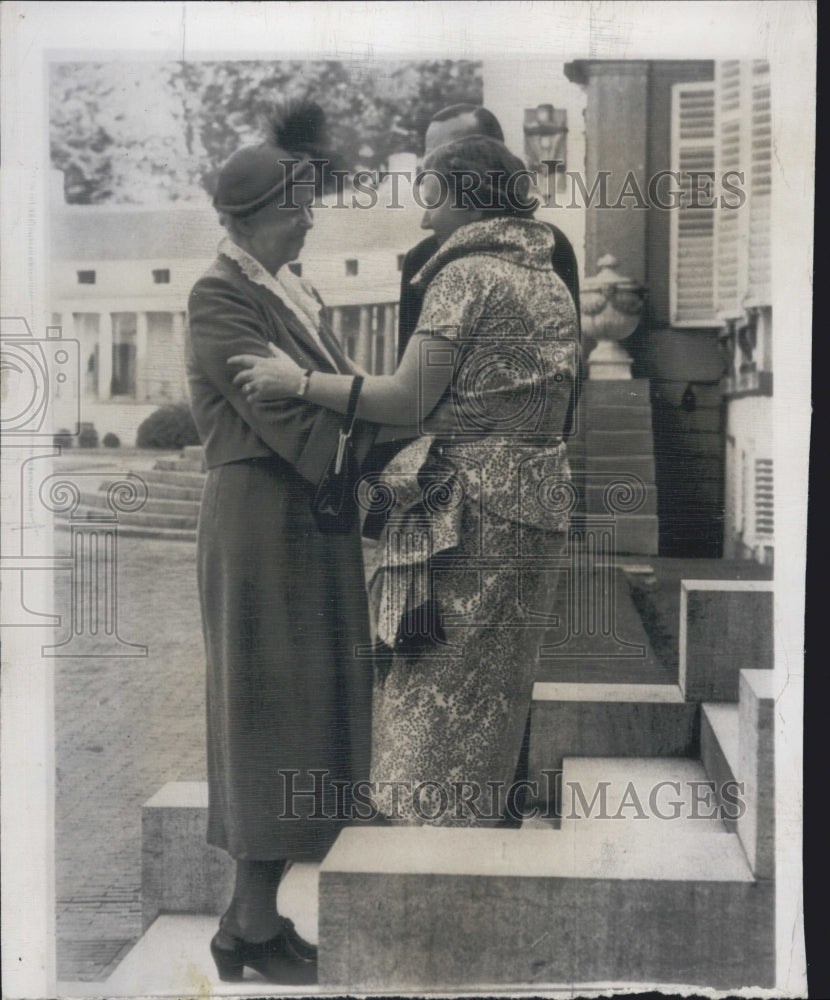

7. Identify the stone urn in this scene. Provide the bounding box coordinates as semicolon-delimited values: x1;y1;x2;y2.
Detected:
581;254;647;380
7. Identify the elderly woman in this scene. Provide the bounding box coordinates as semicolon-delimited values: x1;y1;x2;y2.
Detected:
186;105;378;984
232;135;580;828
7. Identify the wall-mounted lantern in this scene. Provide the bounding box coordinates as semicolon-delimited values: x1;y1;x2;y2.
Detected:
523;104;568;186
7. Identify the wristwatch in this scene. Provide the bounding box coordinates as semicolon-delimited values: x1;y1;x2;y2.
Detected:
297;370;312;397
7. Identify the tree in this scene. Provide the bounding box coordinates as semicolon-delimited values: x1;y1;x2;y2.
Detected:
50;59;483;204
49;63;119;204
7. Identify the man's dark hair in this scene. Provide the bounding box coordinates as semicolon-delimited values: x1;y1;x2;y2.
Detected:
429;104;505;143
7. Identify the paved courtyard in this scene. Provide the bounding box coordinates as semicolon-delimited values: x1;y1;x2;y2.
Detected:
55;532;206;980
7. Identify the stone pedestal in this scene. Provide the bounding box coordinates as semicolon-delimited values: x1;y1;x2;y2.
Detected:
141;782;233;931
737;670;775;880
579;378;658;555
587;338;633;379
529;683;698;809
317;825;774;991
679;581;774;701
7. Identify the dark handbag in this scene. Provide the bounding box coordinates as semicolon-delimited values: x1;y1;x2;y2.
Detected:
311;375;364;534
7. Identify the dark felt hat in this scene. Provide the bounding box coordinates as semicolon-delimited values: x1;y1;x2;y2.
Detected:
212;144;314;217
213;100;330;217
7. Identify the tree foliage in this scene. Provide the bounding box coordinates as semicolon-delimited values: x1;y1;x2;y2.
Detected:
50;59;482;204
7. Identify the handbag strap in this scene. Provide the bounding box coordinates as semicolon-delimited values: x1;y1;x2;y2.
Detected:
342;375;364;437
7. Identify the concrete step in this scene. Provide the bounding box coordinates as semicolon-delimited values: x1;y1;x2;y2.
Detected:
581;454;656;481
132;668;775;991
586;429;655;454
86;490;201;517
122;832;773;993
98;914;320;997
582;403;654;430
613;515;659;555
581;378;652;407
679;580;774;701
735;670;775;880
700;702;740;832
72;505;198;530
153;457;207;473
114;523;196;541
55;517;196;543
142;781;316;935
583;481;658;515
700;671;774;880
537;566;669;682
317;824;773;990
529;682;698;808
142;468;208;490
559;756;728;833
135;479;205;502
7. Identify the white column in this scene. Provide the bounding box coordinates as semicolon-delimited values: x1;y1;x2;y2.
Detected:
356;305;372;372
98;311;112;401
135;311;148;400
383;303;396;374
172;311;187;399
330;306;344;353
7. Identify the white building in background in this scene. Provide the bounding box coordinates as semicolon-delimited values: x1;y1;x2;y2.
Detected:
49;157;425;446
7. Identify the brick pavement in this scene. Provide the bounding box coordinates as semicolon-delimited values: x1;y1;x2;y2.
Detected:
55;532;206;981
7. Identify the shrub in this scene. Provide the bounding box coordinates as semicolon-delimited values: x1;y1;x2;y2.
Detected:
136;403;200;450
54;428;74;449
78;423;99;448
102;432;121;448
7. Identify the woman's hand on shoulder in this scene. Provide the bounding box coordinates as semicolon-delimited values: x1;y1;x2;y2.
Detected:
228;343;304;402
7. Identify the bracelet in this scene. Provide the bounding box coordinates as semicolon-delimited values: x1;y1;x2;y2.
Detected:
297;369;312;397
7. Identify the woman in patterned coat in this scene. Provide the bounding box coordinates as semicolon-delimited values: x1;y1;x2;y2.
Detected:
232;135;579;827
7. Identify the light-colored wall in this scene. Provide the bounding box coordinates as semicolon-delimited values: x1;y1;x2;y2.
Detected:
54;260;210;305
724;394;774;562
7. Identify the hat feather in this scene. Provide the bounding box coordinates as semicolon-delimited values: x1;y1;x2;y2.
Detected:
267;99;329;157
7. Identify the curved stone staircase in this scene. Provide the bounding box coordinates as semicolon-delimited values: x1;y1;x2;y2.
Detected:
65;446;206;542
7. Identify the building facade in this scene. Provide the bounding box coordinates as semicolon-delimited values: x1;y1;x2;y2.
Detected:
483;58;772;563
49;158;425;445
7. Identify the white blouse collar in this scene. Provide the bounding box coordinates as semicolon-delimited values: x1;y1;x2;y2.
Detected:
218;236;336;366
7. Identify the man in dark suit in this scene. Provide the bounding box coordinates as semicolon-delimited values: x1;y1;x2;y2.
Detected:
397;103;581;368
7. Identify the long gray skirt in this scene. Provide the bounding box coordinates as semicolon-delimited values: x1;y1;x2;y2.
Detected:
197;457;373;860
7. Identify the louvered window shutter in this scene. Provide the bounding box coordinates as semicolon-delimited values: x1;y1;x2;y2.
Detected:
670;81;717;326
753;457;774;541
746;61;772;307
714;61;750;319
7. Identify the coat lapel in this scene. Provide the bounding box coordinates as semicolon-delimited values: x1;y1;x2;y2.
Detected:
269;296;341;373
217;249;344;373
316;315;354;375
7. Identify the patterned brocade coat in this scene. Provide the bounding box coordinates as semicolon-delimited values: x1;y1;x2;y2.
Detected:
369;216;579;826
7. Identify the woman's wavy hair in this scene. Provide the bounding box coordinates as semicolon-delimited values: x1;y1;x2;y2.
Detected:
422;135;539;219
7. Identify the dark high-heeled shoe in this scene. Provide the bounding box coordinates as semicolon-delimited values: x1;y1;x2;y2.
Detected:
210;925;317;985
282;918;318;963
